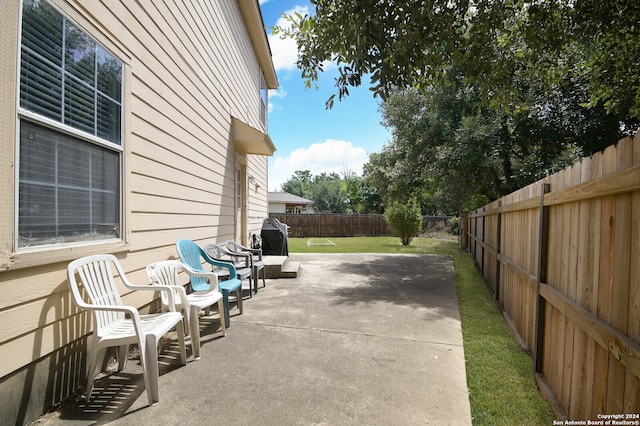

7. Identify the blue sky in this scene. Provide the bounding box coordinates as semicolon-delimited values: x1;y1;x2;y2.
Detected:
259;0;392;191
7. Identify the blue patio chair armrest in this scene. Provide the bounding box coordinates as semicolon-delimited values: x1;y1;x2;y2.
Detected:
179;265;220;292
179;262;217;279
201;250;238;279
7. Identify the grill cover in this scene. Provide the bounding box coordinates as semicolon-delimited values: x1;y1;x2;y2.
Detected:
261;218;289;256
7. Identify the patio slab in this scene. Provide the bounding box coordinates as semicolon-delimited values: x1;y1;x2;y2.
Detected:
37;253;472;425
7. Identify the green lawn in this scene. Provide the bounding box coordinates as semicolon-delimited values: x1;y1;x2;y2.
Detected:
287;236;554;425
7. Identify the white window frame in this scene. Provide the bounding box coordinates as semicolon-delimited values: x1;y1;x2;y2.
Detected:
260;71;268;128
16;0;124;252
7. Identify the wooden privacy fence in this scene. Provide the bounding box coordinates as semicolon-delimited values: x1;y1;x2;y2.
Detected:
270;213;391;237
462;135;640;420
269;213;452;237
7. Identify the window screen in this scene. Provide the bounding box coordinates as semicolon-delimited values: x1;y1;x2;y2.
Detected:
19;122;120;247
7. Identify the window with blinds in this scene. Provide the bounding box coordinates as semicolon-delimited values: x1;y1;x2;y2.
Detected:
18;0;123;248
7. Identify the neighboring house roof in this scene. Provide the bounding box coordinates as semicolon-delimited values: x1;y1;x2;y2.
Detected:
269;192;314;205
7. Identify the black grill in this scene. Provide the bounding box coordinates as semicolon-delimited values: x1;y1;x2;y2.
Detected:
260;218;289;256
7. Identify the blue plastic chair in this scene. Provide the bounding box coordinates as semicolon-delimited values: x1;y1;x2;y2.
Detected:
176;239;243;328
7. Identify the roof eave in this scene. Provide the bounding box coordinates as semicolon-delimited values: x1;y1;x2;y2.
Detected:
237;0;278;89
232;117;276;156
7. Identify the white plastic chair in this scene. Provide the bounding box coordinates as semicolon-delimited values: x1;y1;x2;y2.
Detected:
146;260;226;360
67;254;186;406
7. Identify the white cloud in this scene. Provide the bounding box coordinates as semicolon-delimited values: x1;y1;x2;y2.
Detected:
267;6;308;72
269;139;368;191
269;87;287;99
267;88;286;114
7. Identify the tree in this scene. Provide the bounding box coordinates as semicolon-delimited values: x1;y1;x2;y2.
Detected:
274;0;463;108
275;1;640;119
366;62;635;213
571;1;640;118
281;170;313;199
341;168;384;214
310;172;346;213
281;170;348;213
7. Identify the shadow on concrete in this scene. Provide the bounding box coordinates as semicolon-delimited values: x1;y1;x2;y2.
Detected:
35;253;471;426
322;254;460;322
54;316;225;425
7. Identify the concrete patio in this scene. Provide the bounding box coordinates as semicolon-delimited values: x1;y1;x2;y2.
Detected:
35;253;472;425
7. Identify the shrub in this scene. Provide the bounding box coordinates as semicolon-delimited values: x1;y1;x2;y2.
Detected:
447;216;460;235
384;200;422;245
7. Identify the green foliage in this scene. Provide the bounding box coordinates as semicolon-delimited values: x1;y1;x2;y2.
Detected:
310;172;345;213
342;169;384;214
280;169;384;214
281;170;313;199
384;200;422;245
276;0;640;121
366;68;635;213
281;170;345;212
278;1;640;214
447;216;460;235
572;1;640;118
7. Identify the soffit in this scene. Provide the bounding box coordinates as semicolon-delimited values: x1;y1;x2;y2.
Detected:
231;117;276;156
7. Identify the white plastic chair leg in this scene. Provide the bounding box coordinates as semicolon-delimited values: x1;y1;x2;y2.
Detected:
182;307;191;337
141;334;159;405
189;305;202;359
177;321;186;365
117;345;129;371
86;346;107;400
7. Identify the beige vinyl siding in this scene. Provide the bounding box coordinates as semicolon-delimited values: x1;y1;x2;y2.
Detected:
247;154;270;237
0;264;156;379
0;0;273;397
270;203;288;214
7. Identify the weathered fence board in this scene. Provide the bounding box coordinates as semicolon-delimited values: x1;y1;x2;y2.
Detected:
463;134;640;420
268;213;452;238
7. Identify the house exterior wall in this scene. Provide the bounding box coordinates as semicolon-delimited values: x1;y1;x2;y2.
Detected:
269;202;288;214
247;154;269;239
0;1;275;423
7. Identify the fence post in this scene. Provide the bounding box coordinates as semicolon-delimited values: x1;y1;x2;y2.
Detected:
481;207;486;275
460;212;469;251
495;201;502;301
472;211;478;258
533;183;551;373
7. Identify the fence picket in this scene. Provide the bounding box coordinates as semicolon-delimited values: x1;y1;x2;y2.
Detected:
464;135;640;419
268;213;452;238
